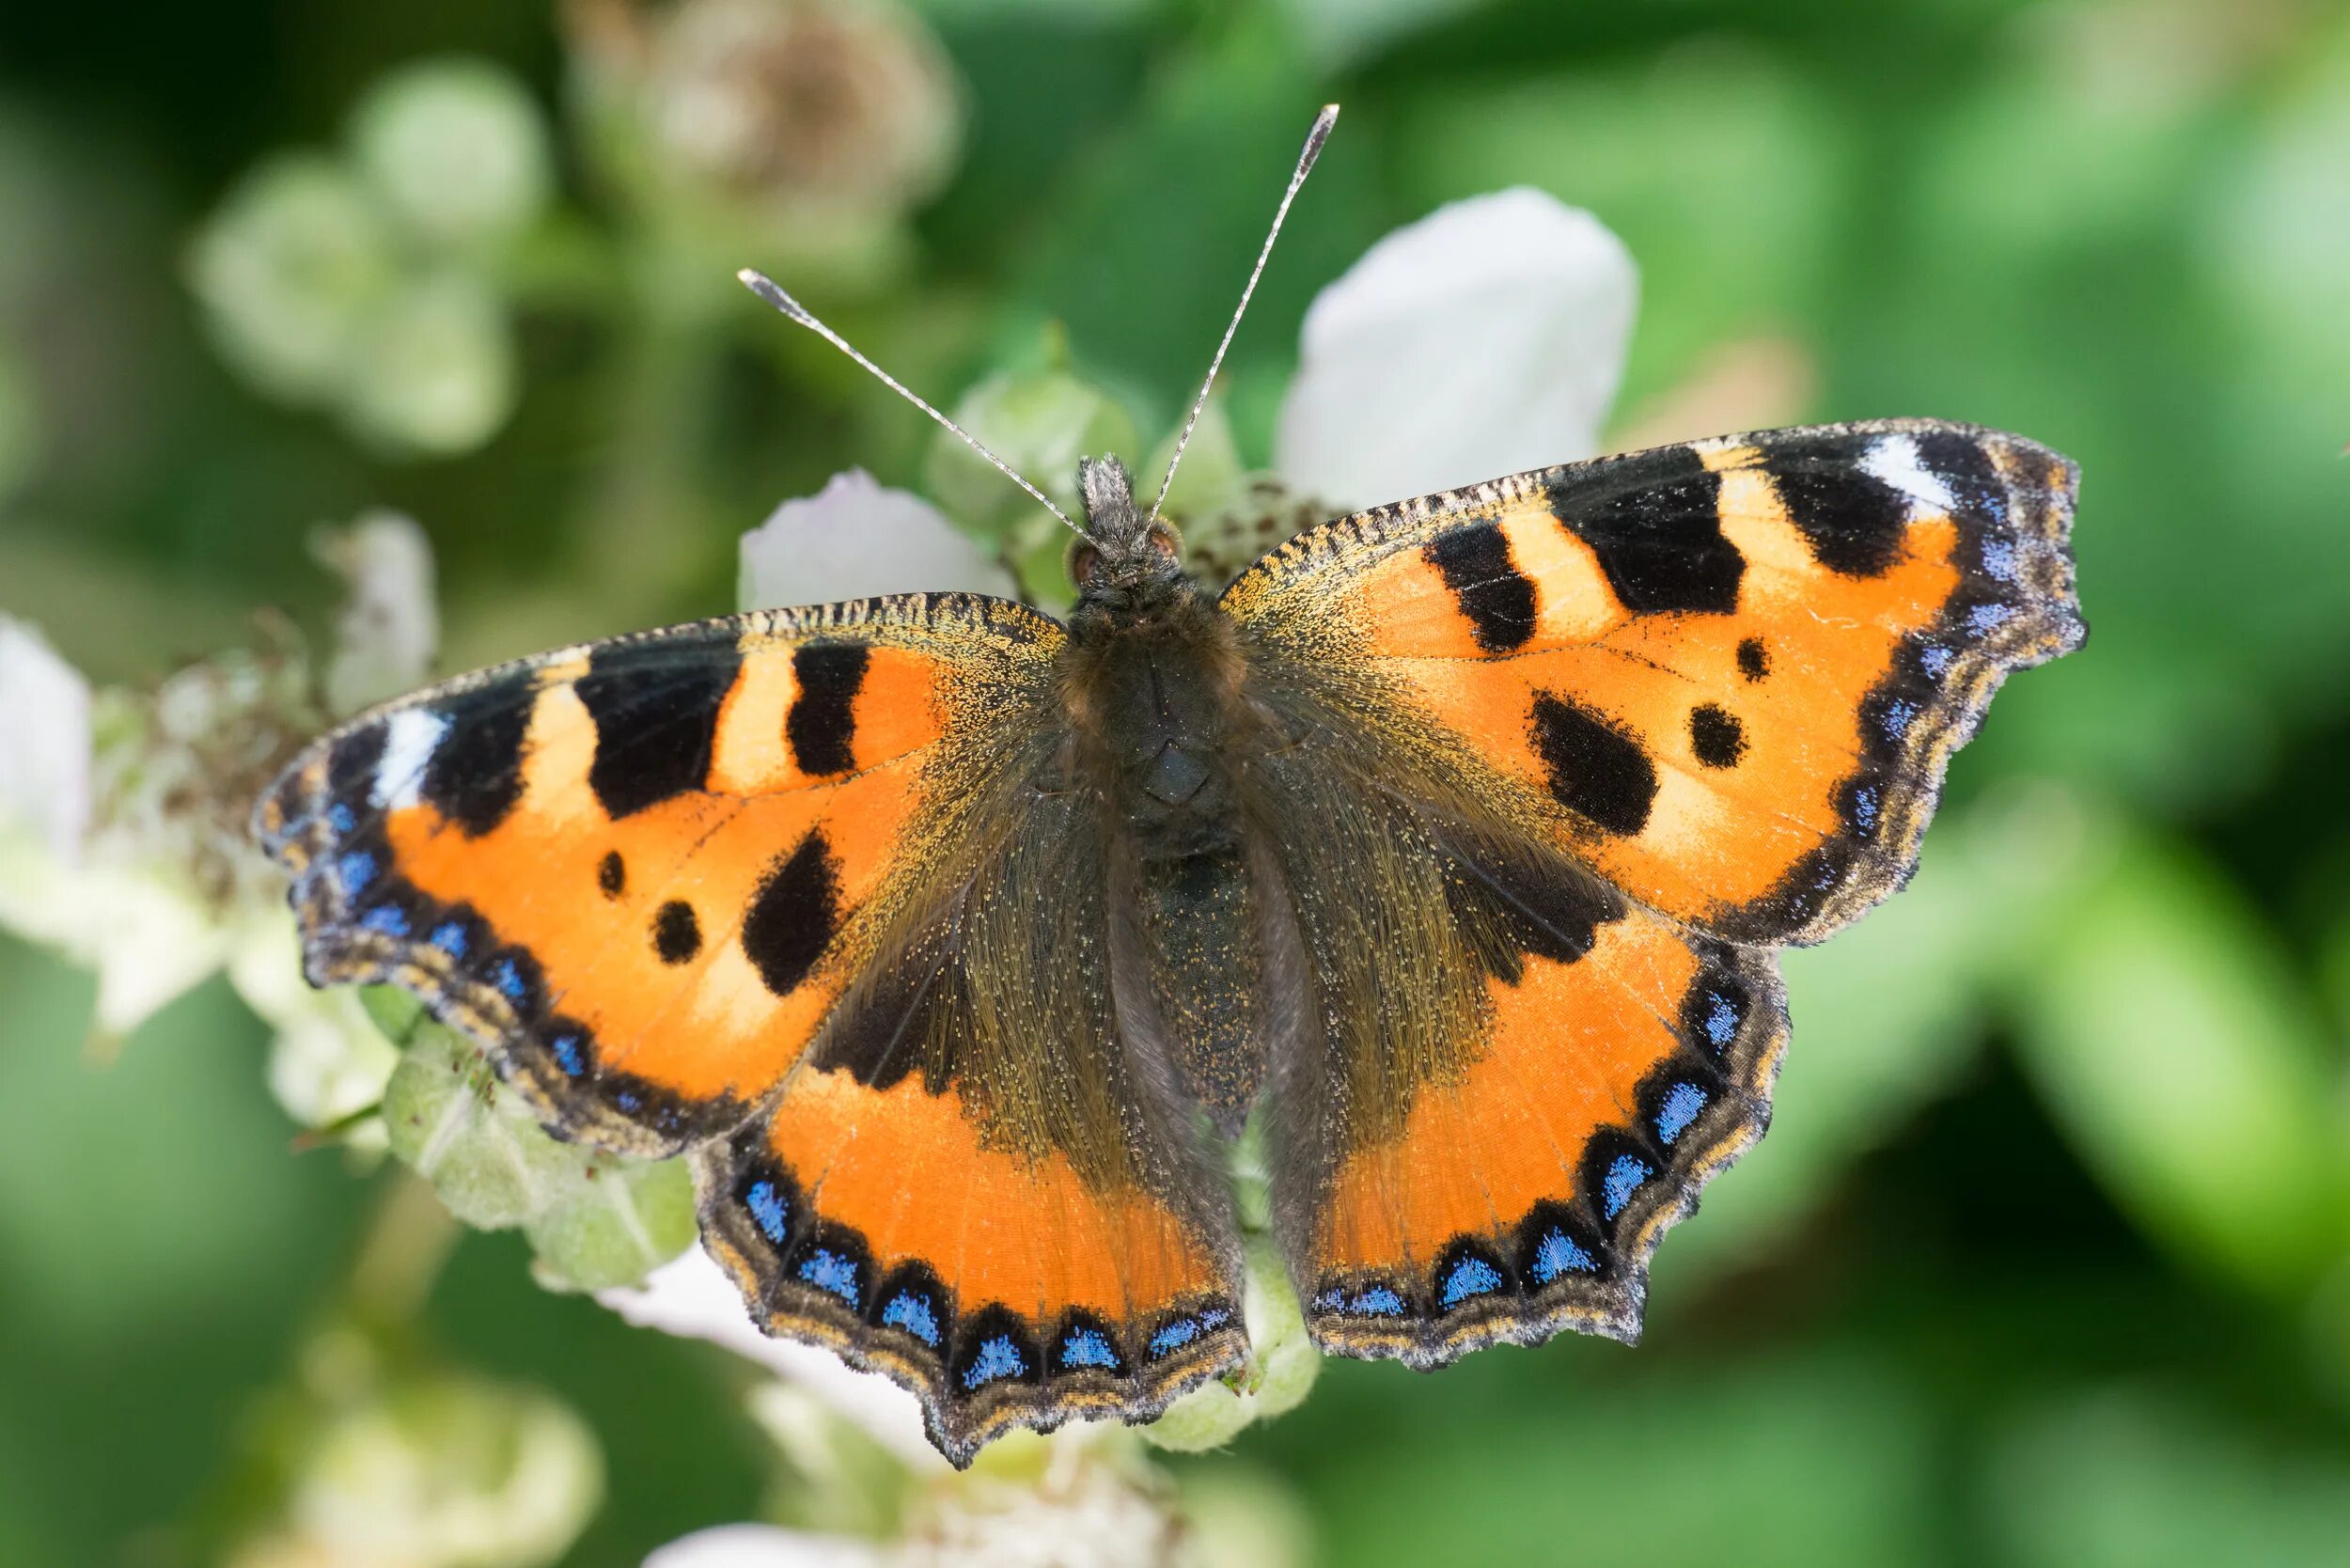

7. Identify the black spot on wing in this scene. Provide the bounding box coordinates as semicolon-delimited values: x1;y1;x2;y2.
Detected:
787;643;870;776
325;726;388;804
421;685;532;837
597;850;625;898
1762;450;1911;577
1439;832;1624;983
1530;694;1656;836
1689;704;1746;768
743;828;843;996
1549;444;1742;615
1736;636;1769;682
1424;523;1536;652
652;900;701;964
577;640;743;820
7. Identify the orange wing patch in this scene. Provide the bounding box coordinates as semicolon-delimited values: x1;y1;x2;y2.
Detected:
255;594;1061;1154
1227;420;2085;946
699;1066;1243;1465
1302;900;1784;1365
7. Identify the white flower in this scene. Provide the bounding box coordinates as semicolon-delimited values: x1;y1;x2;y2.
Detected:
0;515;436;1117
319;510;440;714
646;1524;885;1568
1275;187;1637;509
739;469;1016;609
601;1247;945;1471
0;616;91;862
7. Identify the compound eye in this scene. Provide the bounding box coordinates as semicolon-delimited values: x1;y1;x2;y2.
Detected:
1071;544;1102;586
1144;525;1179;560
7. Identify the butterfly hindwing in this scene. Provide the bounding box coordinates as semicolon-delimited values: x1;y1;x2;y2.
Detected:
1237;679;1786;1360
1224;419;2085;946
258;590;1245;1458
698;789;1246;1463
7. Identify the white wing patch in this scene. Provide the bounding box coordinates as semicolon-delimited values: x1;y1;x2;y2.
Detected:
372;707;449;810
1861;434;1961;519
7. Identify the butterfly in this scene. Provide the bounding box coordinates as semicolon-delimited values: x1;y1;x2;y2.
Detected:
254;111;2084;1466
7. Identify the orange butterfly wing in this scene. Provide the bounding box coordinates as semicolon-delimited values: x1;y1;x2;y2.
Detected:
1228;420;2084;943
1223;420;2081;1356
258;592;1243;1462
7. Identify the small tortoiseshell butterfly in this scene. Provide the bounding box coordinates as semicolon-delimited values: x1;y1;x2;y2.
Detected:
255;109;2083;1465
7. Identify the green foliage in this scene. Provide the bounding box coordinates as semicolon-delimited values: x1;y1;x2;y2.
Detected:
384;1021;694;1287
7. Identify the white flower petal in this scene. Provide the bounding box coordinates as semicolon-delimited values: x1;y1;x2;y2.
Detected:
227;907;400;1129
599;1247;946;1471
1275;188;1637;509
645;1524;887;1568
317;510;439;716
739;469;1016;611
0;615;92;861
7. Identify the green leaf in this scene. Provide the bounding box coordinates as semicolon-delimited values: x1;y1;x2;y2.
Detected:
2008;827;2350;1296
920;365;1138;539
380;1022;694;1285
381;1023;589;1231
525;1155;696;1293
357;984;427;1047
1988;1388;2350;1568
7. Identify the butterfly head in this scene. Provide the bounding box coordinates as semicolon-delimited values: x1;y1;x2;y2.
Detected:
1070;456;1185;611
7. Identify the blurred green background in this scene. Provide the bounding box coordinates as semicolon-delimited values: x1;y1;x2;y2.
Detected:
4;0;2349;1563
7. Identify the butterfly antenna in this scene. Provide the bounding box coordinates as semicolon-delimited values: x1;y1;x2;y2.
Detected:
736;269;1089;540
1148;103;1340;525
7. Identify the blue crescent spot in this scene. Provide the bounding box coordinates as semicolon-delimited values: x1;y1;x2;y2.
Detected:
615;1090;641;1112
1060;1327;1120;1371
1148;1318;1200;1358
327;803;357;834
493;958;528;1003
1851;786;1880;832
334;851;378;896
882;1291;941;1347
1312;1288;1344;1312
430;921;469;958
962;1335;1027;1390
550;1034;588;1077
1883;698;1920;741
358;904;410;938
1968;602;2014;635
1703;994;1739;1047
1981;539;2020;583
1197;1304;1234;1331
797;1247;860;1308
1530;1228;1598;1283
1654;1082;1710;1145
1603;1153;1653;1219
1439;1255;1504;1309
1919;642;1954;678
1349;1286;1406;1318
744;1180;788;1243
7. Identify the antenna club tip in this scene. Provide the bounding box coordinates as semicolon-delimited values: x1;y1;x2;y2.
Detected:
735;267;760;285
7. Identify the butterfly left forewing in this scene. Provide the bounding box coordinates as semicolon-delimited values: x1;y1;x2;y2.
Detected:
257;593;1060;1152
